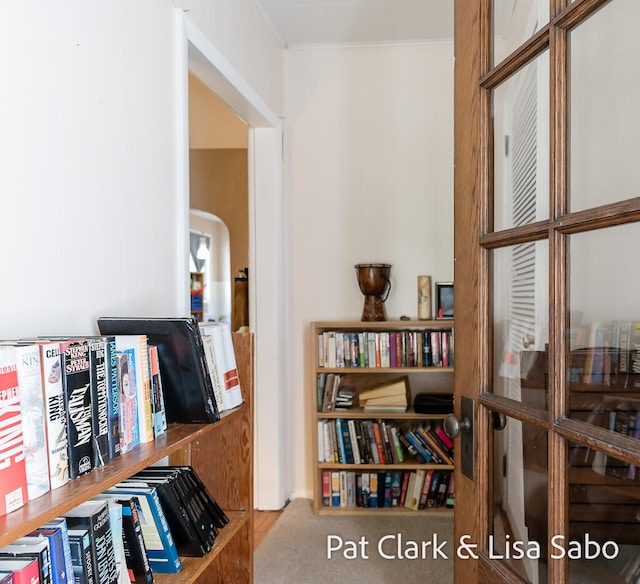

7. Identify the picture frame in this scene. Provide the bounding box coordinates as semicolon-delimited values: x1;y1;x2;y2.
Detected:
435;282;454;319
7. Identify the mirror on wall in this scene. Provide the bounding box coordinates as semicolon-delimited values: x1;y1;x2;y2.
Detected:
189;210;231;323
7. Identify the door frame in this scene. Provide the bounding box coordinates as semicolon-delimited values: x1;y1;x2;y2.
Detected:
177;11;288;510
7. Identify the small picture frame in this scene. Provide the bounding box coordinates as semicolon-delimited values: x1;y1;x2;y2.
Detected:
436;282;454;319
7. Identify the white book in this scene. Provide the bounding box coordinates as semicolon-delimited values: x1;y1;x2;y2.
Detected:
198;322;243;411
37;341;70;489
10;343;50;500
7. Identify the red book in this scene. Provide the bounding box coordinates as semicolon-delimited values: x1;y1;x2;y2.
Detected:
0;557;39;584
0;346;27;517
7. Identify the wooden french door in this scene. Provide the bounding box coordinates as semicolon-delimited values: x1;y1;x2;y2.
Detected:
454;0;640;582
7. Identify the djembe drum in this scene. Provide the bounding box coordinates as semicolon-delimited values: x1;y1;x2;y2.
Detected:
354;263;392;321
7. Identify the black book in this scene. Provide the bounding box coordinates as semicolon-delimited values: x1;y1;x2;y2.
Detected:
67;529;93;584
63;500;118;584
132;469;217;552
87;338;110;468
103;336;121;461
165;466;229;528
119;476;206;557
59;339;94;479
115;496;154;584
97;317;219;424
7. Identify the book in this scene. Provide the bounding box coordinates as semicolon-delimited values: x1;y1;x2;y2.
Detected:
358;376;409;410
113;336;153;445
0;558;40;584
147;346;166;438
0;571;12;584
11;343;50;500
115;475;206;557
97;318;219;424
87;338;110;468
130;467;220;550
0;535;52;584
198;322;244;412
117;497;152;584
95;499;130;584
41;518;74;584
29;526;69;584
102;486;181;574
163;466;228;528
37;342;70;489
67;529;93;584
102;337;121;462
116;352;139;454
59;339;94;480
63;499;118;584
199;335;225;415
0;345;27;517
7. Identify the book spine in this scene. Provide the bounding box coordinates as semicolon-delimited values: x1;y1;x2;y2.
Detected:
136;337;154;444
0;346;27;516
61;340;94;480
103;337;121;461
39;343;70;489
68;530;93;584
88;339;110;468
15;344;50;500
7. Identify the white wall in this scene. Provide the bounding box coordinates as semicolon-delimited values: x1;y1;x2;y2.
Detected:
0;1;185;337
0;0;287;509
285;42;455;498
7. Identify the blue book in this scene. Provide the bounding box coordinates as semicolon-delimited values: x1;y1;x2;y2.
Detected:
404;432;433;463
30;527;68;584
104;486;182;573
41;518;74;584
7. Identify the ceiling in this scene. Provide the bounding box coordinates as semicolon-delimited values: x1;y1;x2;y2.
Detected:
253;0;454;47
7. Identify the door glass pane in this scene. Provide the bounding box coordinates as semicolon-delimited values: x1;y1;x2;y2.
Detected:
493;51;550;232
493;243;549;408
568;223;640;437
568;442;640;582
570;0;640;212
492;416;548;583
493;0;549;65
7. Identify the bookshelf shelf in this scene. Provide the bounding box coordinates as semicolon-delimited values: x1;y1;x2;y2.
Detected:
310;321;455;515
0;332;254;584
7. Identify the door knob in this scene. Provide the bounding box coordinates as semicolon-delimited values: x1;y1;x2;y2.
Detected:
493;411;507;431
444;396;475;480
444;413;471;439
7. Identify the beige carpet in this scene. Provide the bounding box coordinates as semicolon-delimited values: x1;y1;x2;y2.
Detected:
254;498;453;584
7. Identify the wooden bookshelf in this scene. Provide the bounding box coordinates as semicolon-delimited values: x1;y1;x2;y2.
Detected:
0;332;254;584
190;271;205;322
310;320;455;516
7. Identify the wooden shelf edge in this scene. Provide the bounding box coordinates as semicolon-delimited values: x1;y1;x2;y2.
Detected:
0;420;245;548
317;367;454;374
315;408;451;419
318;463;454;471
311;320;454;329
316;507;454;517
154;511;249;583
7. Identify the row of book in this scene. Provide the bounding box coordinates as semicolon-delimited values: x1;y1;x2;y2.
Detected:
0;317;243;519
321;469;454;510
317;329;454;369
0;466;227;584
570;319;640;388
317;419;454;466
317;374;411;413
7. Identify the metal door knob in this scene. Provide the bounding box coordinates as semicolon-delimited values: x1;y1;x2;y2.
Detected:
444;413;471;439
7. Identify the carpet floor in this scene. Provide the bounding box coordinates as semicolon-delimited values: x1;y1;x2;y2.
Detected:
254;498;454;584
